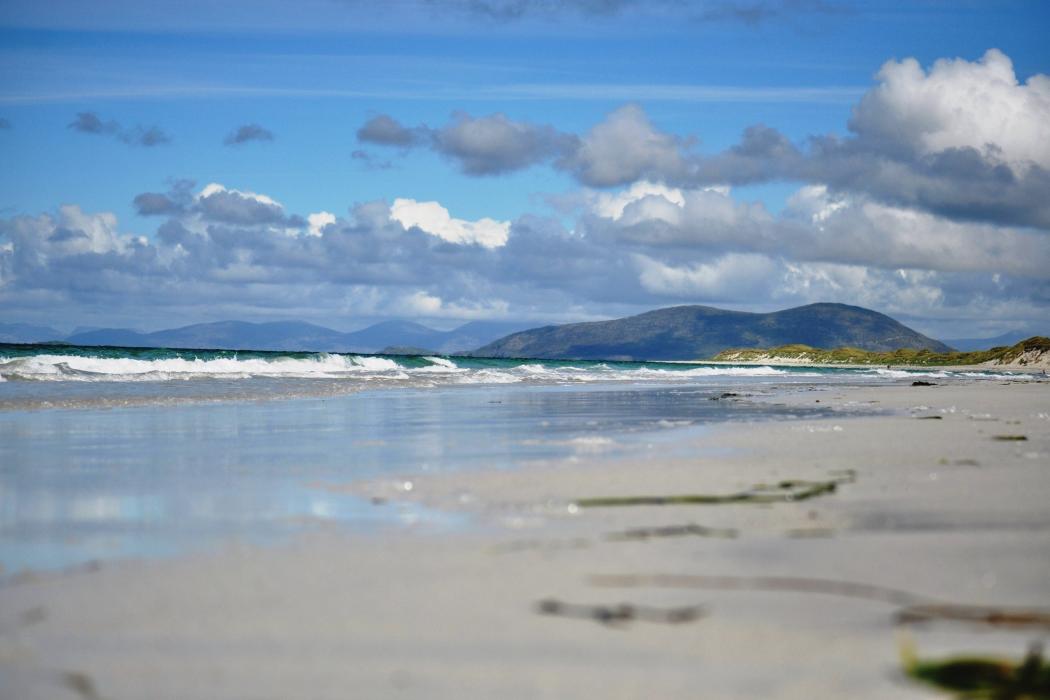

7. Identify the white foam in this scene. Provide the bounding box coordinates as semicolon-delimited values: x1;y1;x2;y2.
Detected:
0;353;406;382
423;356;458;369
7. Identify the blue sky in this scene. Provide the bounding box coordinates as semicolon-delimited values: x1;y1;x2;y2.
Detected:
1;0;1048;337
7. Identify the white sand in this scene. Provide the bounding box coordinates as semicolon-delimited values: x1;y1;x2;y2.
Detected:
1;380;1048;699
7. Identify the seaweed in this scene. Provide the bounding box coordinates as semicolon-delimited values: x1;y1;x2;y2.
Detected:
993;435;1029;441
575;471;855;509
589;573;928;606
897;604;1050;630
535;598;705;626
605;523;738;541
61;672;103;700
902;641;1050;699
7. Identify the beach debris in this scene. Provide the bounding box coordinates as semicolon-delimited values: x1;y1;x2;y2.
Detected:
61;671;104;700
916;415;943;420
901;639;1050;699
912;380;937;386
993;435;1029;441
605;523;738;541
897;604;1050;630
575;471;855;509
709;392;740;401
19;605;47;627
589;573;928;606
535;598;705;626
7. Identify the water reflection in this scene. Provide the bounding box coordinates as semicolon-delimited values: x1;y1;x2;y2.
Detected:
0;382;836;572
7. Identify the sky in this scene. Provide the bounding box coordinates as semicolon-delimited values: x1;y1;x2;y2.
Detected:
1;0;1048;339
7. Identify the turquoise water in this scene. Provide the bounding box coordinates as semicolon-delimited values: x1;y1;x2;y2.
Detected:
0;342;1034;574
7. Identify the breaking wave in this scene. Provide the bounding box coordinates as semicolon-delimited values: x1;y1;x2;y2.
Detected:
0;343;1033;389
0;345;811;386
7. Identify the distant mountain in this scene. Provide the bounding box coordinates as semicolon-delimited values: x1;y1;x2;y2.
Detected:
941;330;1039;352
0;323;64;344
433;321;536;354
474;303;951;361
64;328;153;347
59;319;535;354
345;320;533;354
65;321;348;352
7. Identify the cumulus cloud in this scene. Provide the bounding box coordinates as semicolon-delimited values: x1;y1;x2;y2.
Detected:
133;192;183;217
68;111;171;147
358;111;573;175
357;114;420;147
360;50;1050;230
357;106;689;182
557;104;691;187
635;252;778;300
3;178;1048;335
132;179;195;217
585;181;1049;278
223;123;274;146
307;211;336;236
390;198;510;248
195;183;288;226
431;112;573;175
681;50;1050;229
849;49;1050;173
591;181;686;221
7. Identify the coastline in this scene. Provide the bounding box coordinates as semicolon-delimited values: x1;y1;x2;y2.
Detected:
675;359;1049;373
1;379;1048;698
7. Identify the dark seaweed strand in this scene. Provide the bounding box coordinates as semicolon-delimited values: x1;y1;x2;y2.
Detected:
576;474;852;509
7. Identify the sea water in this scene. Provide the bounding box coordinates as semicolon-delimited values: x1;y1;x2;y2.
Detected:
0;343;1032;573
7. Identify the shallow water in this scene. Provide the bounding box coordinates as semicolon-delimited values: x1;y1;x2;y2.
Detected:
0;343;1034;574
0;382;845;574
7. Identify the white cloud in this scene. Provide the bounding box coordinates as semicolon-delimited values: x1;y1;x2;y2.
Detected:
395;290;510;319
561;104;689;187
197;183;281;207
592;181;685;221
786;185;847;227
389;198;509;248
307;211;336;236
634;252;777;299
851;48;1050;172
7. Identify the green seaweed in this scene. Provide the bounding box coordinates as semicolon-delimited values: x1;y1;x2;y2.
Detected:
576;472;854;508
535;598;705;626
903;642;1050;699
993;435;1028;441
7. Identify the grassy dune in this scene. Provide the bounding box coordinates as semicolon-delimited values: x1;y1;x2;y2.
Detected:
712;336;1050;366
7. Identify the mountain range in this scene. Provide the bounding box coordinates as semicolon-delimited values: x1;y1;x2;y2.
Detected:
939;330;1037;352
4;303;1040;359
0;320;532;355
473;303;951;361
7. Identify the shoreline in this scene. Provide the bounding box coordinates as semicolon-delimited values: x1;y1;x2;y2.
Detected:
675;358;1049;373
1;379;1047;698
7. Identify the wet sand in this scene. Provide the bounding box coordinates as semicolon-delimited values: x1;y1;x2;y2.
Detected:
1;380;1048;699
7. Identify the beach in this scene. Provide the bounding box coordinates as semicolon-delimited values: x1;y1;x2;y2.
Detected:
1;372;1047;699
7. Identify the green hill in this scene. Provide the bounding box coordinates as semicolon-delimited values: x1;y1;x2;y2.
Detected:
473;303;950;361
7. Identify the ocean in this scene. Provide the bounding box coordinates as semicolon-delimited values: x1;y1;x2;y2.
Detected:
0;343;1032;574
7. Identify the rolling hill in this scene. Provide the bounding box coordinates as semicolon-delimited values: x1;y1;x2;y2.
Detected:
473;303;951;361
